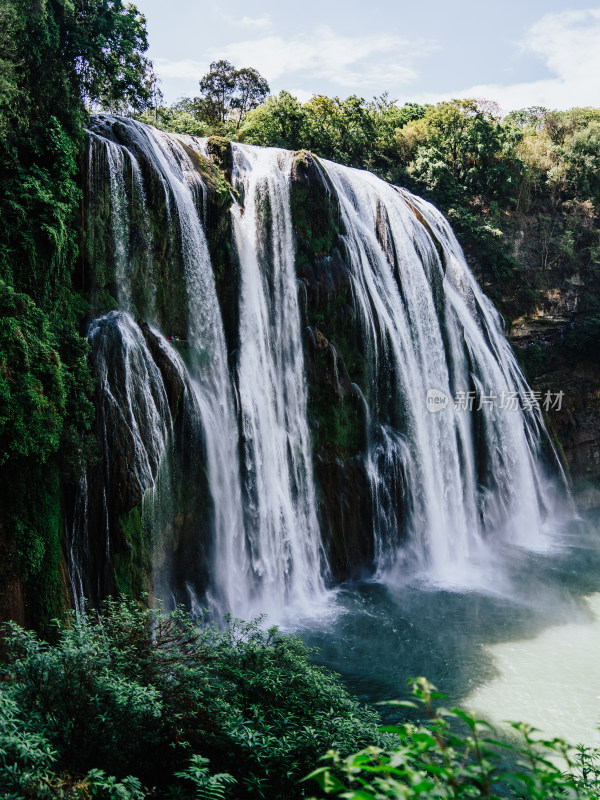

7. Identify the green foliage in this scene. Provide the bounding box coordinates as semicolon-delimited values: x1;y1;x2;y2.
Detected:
241;91;309;149
0;691;58;798
399;99;526;204
0;0;151;304
0;689;148;799
561;122;600;205
504;106;550;131
85;770;146;800
193;59;270;130
175;755;236;800
3;617;164;777
0;0;152;627
563;312;600;363
0;599;382;799
543;107;600;145
306;677;600;800
514;343;550;381
137;100;209;137
58;0;153;112
241;93;425;170
0;281;65;465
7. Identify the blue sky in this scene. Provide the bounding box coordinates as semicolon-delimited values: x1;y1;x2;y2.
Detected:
135;1;600;113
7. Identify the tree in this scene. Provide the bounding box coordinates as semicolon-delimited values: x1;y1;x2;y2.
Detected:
396;99;525;203
198;59;236;124
57;0;154;112
231;66;269;129
504;106;550;130
241;91;308;148
197;59;269;128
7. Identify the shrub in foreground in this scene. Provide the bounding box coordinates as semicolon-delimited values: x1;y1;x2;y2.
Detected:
0;599;382;798
306;677;600;799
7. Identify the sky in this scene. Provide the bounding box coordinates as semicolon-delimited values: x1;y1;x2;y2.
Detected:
134;0;600;113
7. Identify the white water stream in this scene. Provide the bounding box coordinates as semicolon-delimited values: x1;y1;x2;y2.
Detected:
79;117;573;633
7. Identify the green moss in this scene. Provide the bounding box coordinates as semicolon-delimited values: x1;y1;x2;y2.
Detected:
289;154;367;459
2;460;66;635
206;136;233;172
180;142;232;208
513;342;551;381
184;144;239;356
113;505;151;599
290;156;339;256
309;389;364;458
0;281;66;465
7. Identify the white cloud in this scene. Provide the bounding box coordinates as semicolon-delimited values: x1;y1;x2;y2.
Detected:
154;25;436;101
155;58;208;81
412;9;600;113
207;25;435;90
287;88;314;104
221;13;273;30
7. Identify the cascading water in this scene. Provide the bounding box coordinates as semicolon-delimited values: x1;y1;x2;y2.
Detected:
66;311;174;612
73;116;570;621
229;144;326;614
125;123;249;616
322;160;567;582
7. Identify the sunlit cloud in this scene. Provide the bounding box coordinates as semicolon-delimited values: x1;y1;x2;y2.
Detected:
209;25;436;89
155;24;437;100
412;8;600;113
155;58;207;81
287;88;313;104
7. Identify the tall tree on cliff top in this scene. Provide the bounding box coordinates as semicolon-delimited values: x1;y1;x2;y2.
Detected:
198;59;269;129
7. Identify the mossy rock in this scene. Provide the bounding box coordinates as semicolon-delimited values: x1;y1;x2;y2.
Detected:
207;136;233;173
114;505;151;599
290;152;368;458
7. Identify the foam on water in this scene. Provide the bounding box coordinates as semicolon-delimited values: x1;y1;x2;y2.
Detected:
466;592;600;748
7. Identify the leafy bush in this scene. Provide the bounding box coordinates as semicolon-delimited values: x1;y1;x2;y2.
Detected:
306;678;600;799
0;599;383;799
514;342;550;380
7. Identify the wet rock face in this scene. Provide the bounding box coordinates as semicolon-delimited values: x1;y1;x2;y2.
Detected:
71;313;176;605
291;151;374;576
138;321;184;418
505;267;600;508
75;310;214;608
88;312;172;512
534;362;600;501
315;457;373;582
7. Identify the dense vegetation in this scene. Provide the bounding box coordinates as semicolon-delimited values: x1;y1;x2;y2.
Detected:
0;0;153;628
144;89;600;333
0;599;383;799
1;601;599;799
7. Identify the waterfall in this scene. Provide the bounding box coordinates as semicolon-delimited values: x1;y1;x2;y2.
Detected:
79;119;248;615
230;144;326;614
124;123;248;615
322;160;567;581
74;116;570;620
66;311;174;611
